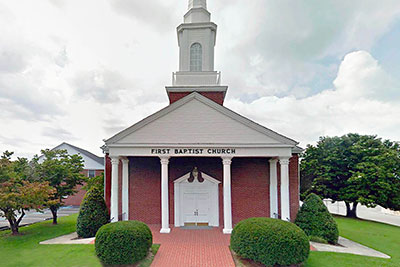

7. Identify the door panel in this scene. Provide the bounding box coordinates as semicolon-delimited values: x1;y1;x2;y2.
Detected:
182;192;210;225
196;193;209;223
183;193;197;223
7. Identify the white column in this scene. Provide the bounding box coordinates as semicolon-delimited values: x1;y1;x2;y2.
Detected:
121;157;129;221
279;157;290;221
222;157;233;234
110;157;120;223
160;157;171;233
269;158;278;218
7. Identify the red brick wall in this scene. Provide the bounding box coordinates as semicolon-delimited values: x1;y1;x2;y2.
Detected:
129;157;161;223
231;158;270;225
63;169;104;206
105;154;111;209
289;154;300;221
104;155;300;225
168;92;225;105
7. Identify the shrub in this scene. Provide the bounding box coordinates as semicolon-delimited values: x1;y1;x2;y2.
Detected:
231;217;310;266
76;188;109;238
95;221;152;265
295;193;339;244
309;235;328;244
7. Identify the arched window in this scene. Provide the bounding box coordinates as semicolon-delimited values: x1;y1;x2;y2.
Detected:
190;43;202;71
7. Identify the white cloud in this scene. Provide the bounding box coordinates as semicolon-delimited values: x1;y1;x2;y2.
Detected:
225;51;400;147
0;0;400;158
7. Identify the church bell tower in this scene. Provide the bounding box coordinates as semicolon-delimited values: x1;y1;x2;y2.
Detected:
166;0;228;105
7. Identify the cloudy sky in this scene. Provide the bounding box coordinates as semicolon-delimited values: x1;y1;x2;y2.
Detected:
1;0;400;158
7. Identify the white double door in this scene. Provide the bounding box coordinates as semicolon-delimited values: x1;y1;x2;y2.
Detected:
182;192;210;225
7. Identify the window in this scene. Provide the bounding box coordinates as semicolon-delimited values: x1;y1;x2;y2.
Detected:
88;170;95;178
190;43;202;71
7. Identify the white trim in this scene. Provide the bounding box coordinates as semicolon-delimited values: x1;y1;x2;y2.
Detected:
160;157;171;233
269;159;278;218
105;92;298;146
108;146;293;158
121;157;129;221
279;157;290;221
222;157;233;234
110;157;119;223
174;171;220;227
108;143;294;148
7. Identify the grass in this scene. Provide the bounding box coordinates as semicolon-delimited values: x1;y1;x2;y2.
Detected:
0;214;159;267
2;213;400;266
305;216;400;267
232;216;400;267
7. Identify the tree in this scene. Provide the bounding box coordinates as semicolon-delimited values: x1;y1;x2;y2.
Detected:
76;187;109;238
32;149;86;224
83;172;104;192
301;133;400;218
295;193;338;244
0;151;55;235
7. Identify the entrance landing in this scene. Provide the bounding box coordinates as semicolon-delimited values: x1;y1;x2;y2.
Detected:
150;225;235;267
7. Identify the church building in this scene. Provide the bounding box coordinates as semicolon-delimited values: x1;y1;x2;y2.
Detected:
103;0;302;234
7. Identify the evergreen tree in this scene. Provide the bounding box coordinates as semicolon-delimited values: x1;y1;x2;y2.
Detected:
295;193;339;244
77;188;109;238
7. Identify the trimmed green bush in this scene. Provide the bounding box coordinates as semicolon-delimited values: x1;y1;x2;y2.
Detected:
95;221;152;265
295;193;339;244
76;188;109;238
231;217;309;266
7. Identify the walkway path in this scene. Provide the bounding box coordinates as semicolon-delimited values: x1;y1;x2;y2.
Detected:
150;226;235;267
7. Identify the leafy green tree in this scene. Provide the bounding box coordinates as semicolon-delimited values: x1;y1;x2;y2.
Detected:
301;133;400;217
0;151;55;235
32;149;86;224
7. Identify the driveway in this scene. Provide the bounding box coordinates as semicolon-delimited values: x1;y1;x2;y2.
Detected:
0;206;80;230
324;200;400;227
150;225;235;267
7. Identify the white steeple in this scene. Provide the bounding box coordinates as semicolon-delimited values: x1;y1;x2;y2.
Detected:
184;0;210;23
165;0;228;105
189;0;207;10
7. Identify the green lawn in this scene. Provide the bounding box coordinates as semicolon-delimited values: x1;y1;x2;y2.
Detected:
0;214;159;267
1;214;399;266
306;216;400;267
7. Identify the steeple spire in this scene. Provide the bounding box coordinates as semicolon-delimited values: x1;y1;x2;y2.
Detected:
166;0;228;105
189;0;207;10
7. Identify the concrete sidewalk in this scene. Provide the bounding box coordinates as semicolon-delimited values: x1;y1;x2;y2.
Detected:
311;236;390;259
0;206;80;230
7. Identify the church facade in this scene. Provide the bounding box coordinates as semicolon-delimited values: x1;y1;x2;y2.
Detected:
102;0;302;234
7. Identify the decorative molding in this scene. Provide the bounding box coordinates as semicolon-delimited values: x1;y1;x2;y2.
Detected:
269;158;278;164
120;157;129;164
173;171;221;184
110;157;120;165
279;157;290;165
222;157;232;165
160;157;170;165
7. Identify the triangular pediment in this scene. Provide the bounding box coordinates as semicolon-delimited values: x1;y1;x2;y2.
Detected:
105;93;297;146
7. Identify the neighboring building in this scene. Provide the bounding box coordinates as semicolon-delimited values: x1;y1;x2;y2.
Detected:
102;0;302;234
38;142;104;206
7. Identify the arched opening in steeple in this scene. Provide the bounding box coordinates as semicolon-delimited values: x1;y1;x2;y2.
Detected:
190;43;202;71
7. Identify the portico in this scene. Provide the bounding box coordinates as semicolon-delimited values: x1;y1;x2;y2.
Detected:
105;139;298;234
